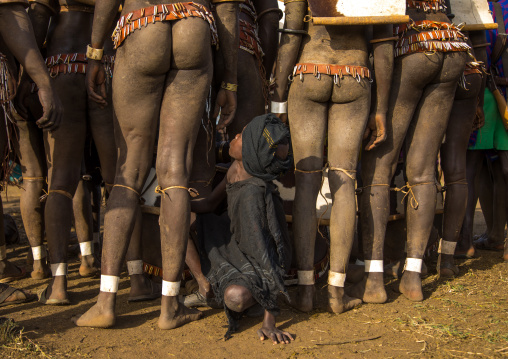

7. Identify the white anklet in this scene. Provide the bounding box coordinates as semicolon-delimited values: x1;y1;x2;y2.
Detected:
79;241;93;256
51;263;67;276
297;270;315;285
127;260;144;275
438;239;457;255
100;275;119;293
328;271;346;287
0;245;6;260
32;245;46;260
162;280;180;296
404;258;422;273
365;259;384;273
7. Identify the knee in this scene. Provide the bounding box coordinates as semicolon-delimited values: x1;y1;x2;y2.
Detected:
224;285;252;313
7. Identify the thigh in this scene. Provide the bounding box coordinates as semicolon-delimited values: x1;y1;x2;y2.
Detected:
16;120;45;177
328;78;370;169
45;74;87;189
112;22;171;188
287;75;331;170
156;17;213;180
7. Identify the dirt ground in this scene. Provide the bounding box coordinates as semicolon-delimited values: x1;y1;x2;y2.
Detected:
0;187;507;358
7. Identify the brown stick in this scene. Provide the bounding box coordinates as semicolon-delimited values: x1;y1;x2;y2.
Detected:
316;335;381;346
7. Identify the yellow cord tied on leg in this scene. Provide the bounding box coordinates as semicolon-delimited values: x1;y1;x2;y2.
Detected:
396;182;437;210
113;184;140;197
155;185;199;198
48;189;73;200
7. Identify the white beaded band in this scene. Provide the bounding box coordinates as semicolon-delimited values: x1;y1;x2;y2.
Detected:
100;275;120;293
270;101;288;114
297;270;315;285
365;259;384;273
79;241;93;256
93;232;100;244
51;263;67;276
32;245;46;260
162;280;180;296
438;239;457;255
328;271;346;287
0;245;6;260
404;258;422;273
127;260;144;276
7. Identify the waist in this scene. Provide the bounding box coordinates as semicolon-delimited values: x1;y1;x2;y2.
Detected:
293;63;371;80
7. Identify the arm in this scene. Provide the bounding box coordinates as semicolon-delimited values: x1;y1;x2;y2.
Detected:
86;0;121;106
363;24;394;151
212;1;240;130
470;30;488;114
0;3;61;130
190;176;227;213
27;2;52;50
255;0;281;81
271;0;306;119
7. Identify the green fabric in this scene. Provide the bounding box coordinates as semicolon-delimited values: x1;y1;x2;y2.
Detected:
469;88;508;150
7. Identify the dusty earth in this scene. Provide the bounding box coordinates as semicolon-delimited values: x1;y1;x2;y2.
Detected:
0;187;507;358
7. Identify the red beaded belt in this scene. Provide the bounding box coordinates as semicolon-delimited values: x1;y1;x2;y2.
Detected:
406;0;447;13
45;53;115;78
293;63;372;83
240;19;267;102
239;0;256;21
394;21;470;58
112;2;218;49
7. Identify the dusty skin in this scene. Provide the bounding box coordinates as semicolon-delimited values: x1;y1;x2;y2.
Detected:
1;188;507;358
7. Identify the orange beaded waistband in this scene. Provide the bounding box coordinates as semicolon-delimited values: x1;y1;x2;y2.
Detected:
112;2;218;49
292;63;372;83
394;21;470;58
406;0;447;13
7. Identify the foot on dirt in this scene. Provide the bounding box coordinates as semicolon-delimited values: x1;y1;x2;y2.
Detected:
0;260;26;283
38;277;69;305
473;237;504;251
399;271;423;301
31;259;51;280
79;255;99;277
287;285;314;312
128;274;161;302
0;283;37;307
454;245;475;259
158;296;203;330
437;254;459;279
346;264;365;284
327;286;362;313
73;302;116;328
347;273;387;303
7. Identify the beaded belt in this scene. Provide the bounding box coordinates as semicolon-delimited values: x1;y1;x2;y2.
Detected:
464;61;484;76
292;63;372;84
240;19;267;102
45;53;115;78
394;21;470;57
406;0;447;13
112;2;218;49
239;0;256;22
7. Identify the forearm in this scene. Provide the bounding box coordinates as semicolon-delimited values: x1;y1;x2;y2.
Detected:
91;0;121;49
0;4;51;89
214;1;240;84
28;3;52;50
256;0;281;80
372;25;394;115
272;1;306;102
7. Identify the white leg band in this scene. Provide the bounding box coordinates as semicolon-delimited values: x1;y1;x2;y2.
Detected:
404;258;422;273
51;263;67;276
297;270;315;285
270;101;288;114
438;239;457;255
0;245;6;260
162;280;180;296
365;260;384;273
93;232;100;244
100;275;120;293
32;245;46;260
79;241;93;256
127;260;144;275
328;271;346;287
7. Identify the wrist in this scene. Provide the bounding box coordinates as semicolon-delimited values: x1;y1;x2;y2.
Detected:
86;45;104;61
